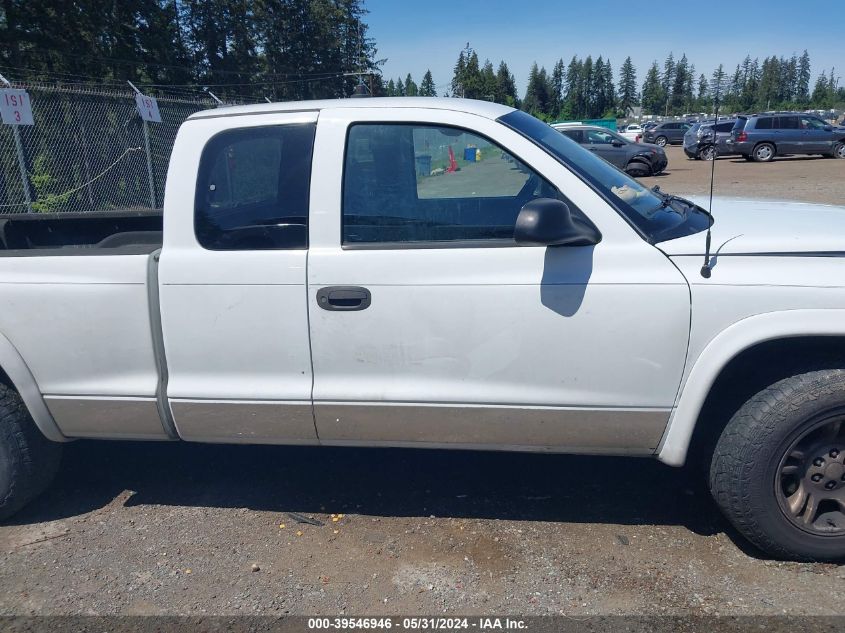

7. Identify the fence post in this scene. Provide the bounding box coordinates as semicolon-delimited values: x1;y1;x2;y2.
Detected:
76;101;95;209
141;119;156;209
11;126;32;212
128;81;157;209
0;73;32;212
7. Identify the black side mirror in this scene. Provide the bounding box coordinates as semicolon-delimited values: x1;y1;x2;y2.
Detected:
514;198;601;247
823;125;833;132
611;140;625;147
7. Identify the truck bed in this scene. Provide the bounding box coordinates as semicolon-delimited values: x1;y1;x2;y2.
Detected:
0;210;163;254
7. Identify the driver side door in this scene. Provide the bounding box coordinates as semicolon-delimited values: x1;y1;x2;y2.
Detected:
585;129;628;169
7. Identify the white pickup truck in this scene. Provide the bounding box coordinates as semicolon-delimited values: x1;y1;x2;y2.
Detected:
1;98;844;561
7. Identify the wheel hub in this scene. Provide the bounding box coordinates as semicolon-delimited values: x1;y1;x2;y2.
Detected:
776;417;845;536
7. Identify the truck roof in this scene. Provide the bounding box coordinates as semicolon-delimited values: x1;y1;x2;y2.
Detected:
187;97;515;121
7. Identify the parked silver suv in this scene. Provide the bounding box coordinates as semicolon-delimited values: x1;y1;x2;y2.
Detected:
729;112;845;162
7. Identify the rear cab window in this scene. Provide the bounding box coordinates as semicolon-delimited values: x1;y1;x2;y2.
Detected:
194;124;316;250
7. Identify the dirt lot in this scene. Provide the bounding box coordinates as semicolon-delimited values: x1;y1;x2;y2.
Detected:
641;145;843;204
1;146;844;619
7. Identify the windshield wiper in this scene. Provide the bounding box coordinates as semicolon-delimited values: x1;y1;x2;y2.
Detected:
649;187;714;222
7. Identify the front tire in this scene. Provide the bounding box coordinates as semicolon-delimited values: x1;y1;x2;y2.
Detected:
654;136;668;147
831;141;845;159
0;384;62;521
752;142;776;162
625;161;651;177
710;369;845;561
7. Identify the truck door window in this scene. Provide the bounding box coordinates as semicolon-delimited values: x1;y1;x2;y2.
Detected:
195;123;315;250
342;123;562;245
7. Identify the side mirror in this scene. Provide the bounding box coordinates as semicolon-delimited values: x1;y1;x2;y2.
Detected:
611;140;625;147
514;198;601;247
824;125;833;132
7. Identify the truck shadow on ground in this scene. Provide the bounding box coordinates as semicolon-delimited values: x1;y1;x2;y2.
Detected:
9;440;739;542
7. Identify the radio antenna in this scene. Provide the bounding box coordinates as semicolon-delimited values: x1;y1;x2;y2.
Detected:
700;87;720;278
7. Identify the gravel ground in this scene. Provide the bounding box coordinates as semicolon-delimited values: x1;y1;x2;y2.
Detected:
641;145;844;204
1;442;843;616
1;146;843;618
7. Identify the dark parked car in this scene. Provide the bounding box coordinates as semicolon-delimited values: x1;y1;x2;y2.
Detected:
729;112;845;162
556;125;668;175
683;119;738;160
642;121;692;146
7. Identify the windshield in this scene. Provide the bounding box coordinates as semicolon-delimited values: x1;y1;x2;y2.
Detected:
586;128;628;144
499;110;709;243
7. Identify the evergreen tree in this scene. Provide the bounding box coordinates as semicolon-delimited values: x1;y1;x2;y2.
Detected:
641;61;663;114
661;52;675;114
602;58;616;116
550;59;565;118
462;51;483;99
451;51;466;97
697;73;709;106
394;76;405;96
563;55;584;118
581;56;594;116
710;64;728;104
494;61;518;106
480;60;497;101
670;53;689;113
756;56;780;109
404;73;418;97
812;70;830;106
386;78;396;96
618;56;638;115
419;69;436;96
592;57;607;117
522;62;551;118
796;50;811;105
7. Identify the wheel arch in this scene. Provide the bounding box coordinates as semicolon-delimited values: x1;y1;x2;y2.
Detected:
657;310;845;466
0;331;66;442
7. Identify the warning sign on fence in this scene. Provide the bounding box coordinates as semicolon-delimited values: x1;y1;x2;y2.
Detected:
0;88;34;125
135;92;162;123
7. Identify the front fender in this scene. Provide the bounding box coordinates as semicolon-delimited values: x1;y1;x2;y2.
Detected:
657;309;845;466
0;330;67;442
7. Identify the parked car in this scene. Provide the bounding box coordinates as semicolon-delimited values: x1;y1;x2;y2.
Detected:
683;119;738;160
619;124;643;142
729;112;845;162
2;98;845;562
557;125;667;175
643;121;693;146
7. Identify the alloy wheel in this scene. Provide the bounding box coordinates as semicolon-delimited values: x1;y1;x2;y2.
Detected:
776;415;845;536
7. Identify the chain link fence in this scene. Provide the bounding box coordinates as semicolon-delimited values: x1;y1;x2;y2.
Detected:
0;83;219;214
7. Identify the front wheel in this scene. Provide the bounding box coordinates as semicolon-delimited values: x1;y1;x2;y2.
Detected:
831;141;845;159
654;136;668;147
0;384;62;521
710;369;845;561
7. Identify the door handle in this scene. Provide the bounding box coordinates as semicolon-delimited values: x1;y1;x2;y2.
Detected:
317;286;371;311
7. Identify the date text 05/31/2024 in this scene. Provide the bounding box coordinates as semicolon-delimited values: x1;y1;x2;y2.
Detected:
307;618;528;630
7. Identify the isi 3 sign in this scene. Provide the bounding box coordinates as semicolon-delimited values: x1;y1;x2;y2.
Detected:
0;89;34;125
135;92;162;123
